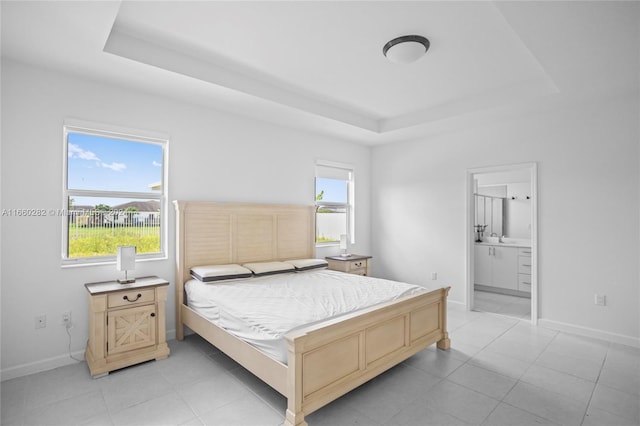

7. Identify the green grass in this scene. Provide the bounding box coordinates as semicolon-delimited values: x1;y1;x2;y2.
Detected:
68;226;160;258
316;235;339;243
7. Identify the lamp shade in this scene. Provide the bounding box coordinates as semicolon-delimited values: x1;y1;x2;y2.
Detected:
339;234;348;250
117;246;136;271
383;35;430;64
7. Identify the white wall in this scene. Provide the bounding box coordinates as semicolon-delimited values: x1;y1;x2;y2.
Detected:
0;60;371;378
505;182;531;239
371;94;639;344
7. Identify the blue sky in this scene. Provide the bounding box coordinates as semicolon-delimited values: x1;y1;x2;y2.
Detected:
316;177;347;203
67;132;163;207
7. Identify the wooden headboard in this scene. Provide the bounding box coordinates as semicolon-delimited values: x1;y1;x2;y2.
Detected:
174;200;316;283
173;201;316;329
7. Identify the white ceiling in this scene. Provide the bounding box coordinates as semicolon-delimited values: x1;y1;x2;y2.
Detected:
2;1;638;145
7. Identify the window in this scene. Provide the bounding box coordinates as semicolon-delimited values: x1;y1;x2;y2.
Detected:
315;161;354;245
62;123;167;264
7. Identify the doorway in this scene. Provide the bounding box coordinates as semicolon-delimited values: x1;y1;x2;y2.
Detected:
466;163;538;324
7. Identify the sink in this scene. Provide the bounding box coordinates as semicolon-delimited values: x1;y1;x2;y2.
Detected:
481;237;517;245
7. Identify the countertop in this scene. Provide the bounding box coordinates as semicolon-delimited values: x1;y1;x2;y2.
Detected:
475;241;531;249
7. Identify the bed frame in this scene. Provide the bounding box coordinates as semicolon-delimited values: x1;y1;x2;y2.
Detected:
174;201;450;426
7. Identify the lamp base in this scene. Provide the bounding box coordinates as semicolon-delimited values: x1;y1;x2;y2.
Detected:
117;278;136;284
340;253;351;257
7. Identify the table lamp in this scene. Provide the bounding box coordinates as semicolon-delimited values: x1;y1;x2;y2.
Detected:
340;234;349;257
117;245;136;284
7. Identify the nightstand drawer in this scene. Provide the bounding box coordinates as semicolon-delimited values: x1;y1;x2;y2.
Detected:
349;260;367;270
325;255;371;276
348;267;367;276
108;288;155;308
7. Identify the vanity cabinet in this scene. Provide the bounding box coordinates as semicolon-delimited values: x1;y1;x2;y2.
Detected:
474;245;518;290
517;248;532;293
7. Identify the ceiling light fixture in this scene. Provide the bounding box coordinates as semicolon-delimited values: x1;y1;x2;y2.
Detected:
383;35;430;64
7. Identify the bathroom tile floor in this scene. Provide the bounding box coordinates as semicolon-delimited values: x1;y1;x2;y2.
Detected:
2;303;638;426
474;289;531;320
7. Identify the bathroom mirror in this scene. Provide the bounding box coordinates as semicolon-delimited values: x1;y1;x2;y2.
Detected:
475;194;504;238
475;181;531;239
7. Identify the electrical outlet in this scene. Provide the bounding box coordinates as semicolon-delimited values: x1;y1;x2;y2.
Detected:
62;311;71;326
35;314;46;329
594;294;606;306
431;272;437;280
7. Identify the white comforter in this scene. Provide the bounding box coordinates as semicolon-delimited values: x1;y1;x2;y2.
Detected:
185;269;429;363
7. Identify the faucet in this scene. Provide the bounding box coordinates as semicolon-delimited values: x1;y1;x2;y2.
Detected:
490;233;497;237
499;235;505;243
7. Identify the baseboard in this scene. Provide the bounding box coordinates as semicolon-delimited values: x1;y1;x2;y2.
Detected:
1;350;86;382
1;329;177;382
447;299;466;308
167;329;176;341
538;319;640;348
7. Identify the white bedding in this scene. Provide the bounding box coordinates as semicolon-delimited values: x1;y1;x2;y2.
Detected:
185;269;430;364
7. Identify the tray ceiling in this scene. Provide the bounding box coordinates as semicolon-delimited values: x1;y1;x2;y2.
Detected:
2;1;637;145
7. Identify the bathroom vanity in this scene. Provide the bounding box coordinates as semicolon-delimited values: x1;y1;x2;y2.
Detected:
474;241;531;295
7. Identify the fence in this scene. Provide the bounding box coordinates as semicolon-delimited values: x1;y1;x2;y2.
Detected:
68;209;160;240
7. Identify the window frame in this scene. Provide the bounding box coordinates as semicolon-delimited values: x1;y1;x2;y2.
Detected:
315;160;355;247
61;121;168;266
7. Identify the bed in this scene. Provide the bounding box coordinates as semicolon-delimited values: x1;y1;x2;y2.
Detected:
174;201;450;426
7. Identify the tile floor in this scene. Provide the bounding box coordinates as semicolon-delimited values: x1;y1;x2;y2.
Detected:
473;290;531;320
2;303;639;426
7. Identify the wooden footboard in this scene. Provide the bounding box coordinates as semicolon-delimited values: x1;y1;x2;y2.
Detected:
180;286;449;426
284;286;450;426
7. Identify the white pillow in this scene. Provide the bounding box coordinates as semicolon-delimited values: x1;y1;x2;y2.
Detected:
242;261;295;276
285;258;328;271
191;264;253;282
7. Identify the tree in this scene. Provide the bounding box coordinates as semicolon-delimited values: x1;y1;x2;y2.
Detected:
94;204;111;211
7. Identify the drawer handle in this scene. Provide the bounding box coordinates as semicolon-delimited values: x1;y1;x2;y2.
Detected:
150;312;156;317
354;262;362;267
522;282;531;285
521;264;532;267
123;293;142;302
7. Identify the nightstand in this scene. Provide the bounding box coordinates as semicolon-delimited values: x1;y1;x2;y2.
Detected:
325;254;372;276
84;276;170;377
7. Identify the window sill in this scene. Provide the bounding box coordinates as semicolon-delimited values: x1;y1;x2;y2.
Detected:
61;255;168;269
315;242;340;248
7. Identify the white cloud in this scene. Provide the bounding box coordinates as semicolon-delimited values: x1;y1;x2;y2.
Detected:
69;143;126;172
68;143;100;162
101;162;126;172
152;161;162;167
